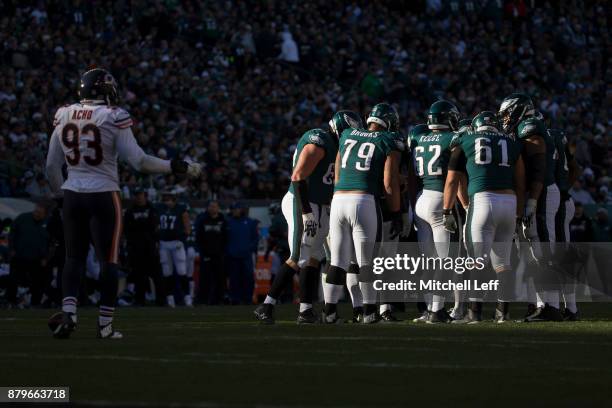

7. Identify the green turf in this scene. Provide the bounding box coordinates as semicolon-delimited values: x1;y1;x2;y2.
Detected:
1;303;611;407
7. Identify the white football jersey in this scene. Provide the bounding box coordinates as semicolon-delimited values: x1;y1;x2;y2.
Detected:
46;103;169;194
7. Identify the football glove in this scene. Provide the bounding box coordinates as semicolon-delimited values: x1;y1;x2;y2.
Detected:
522;198;538;240
389;211;403;240
442;208;457;233
171;159;202;178
302;212;318;246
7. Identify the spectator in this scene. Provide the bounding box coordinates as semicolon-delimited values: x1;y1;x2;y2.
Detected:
570;202;593;242
8;202;50;306
592;208;611;242
226;202;259;305
195;200;227;305
570;179;595;205
278;30;299;63
25;173;52;199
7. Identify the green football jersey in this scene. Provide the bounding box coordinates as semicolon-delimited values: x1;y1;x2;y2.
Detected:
550;129;570;192
157;203;188;242
408;130;454;192
288;128;337;205
516;117;555;186
451;130;522;196
335;128;404;196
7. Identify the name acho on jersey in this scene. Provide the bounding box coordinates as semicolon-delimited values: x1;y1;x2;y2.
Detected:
408;130;454;192
450;130;522;196
335;128;404;197
288;129;337;205
46;101;173;196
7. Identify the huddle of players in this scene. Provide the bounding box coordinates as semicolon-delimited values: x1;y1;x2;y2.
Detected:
255;92;578;325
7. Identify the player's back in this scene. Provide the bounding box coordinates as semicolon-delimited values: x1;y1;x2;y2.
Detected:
335;128;400;196
53;103;133;193
455;130;522;196
408;130;454;192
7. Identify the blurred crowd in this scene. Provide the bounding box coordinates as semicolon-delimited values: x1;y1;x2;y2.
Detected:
0;0;609;203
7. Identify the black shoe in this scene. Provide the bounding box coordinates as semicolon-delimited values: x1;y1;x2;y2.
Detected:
254;304;275;324
562;308;579;321
427;309;451;324
452;302;482;324
494;302;510;323
352;306;364;323
362;312;381;324
322;311;344;324
380;310;401;323
49;311;76;339
297;308;319;324
97;322;123;339
412;310;430;323
524;305;564;322
524;303;537;318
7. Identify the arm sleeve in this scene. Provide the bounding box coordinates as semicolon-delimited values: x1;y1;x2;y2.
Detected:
448;146;467;172
116;127;172;174
45;127;66;197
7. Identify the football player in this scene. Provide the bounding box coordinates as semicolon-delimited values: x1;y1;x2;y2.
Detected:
157;190;192;308
551;128;579;319
325;103;403;324
45;68;201;339
443;111;525;323
254;111;362;324
498;94;562;321
408;100;464;323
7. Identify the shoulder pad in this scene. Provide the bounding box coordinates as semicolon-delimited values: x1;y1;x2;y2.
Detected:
450;133;463;149
388;131;405;151
517;118;545;140
110;107;133;129
53;105;69;127
303;129;328;147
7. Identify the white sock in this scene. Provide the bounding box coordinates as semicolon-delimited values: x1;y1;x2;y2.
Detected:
535;292;546;308
184;295;193;306
424;293;433;310
379;303;392;314
98;305;114;326
431;295;445;312
323;283;343;304
299;303;312;313
468;297;483;302
453;289;464;310
126;283;135;293
166;295;175;307
359;282;376;305
563;285;577;313
62;296;77;315
546;290;560;309
189;279;195;297
346;274;363;308
264;295;277;305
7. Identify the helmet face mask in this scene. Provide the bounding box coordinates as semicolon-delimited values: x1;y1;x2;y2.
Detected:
498;93;534;133
329;110;363;139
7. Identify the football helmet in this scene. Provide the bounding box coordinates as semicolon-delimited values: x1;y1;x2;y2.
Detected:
79;68;120;106
366;103;400;132
329;110;363;139
408;124;429;139
457;118;473;133
472;111;500;132
427;100;461;131
498;93;535;133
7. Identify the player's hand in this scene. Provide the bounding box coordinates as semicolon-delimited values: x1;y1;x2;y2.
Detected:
522;198;538;240
171;159;202;178
389;211;403;240
302;212;317;246
442;209;457;233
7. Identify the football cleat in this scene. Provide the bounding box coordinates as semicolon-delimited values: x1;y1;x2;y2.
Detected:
494;302;510;323
184;295;194;308
166;295;176;308
448;306;465;321
427;309;452;324
97;322;123;339
352;306;364;324
380;310;402;323
524;303;537;318
524;305;564;322
412;310;430;323
49;312;76;339
452;303;482;324
254;304;275;325
322;312;344;324
296;308;319;324
562;308;580;321
362;312;381;324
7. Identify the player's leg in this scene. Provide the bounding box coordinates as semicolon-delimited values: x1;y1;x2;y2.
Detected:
325;195;352;323
379;219;400;321
352;195;380;323
413;191;435;321
171;241;191;306
490;194;518;323
159;241;176;307
559;197;578;319
256;193;301;323
51;190;90;338
545;184;561;308
186;246;197;301
89;191;124;339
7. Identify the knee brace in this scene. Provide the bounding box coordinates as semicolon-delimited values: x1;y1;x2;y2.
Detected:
326;266;346;285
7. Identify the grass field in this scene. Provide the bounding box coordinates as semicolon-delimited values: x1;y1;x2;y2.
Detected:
1;303;611;407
